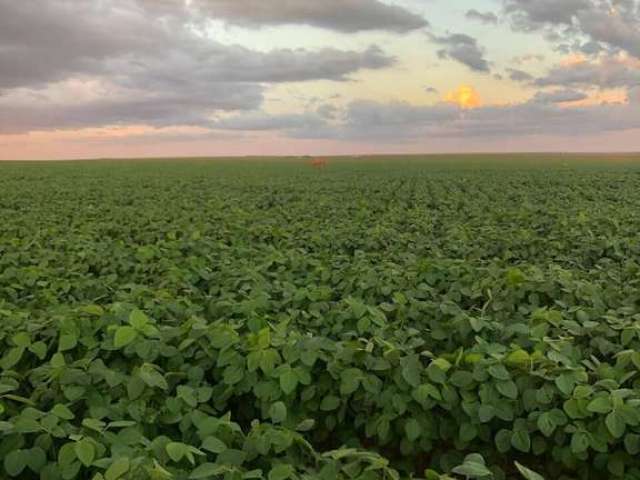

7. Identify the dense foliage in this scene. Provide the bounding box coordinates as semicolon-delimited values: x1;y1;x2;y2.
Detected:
1;156;640;480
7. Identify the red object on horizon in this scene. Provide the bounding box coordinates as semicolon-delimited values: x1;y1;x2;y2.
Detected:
310;158;328;168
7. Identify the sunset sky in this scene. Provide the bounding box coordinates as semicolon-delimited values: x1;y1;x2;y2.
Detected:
1;0;639;159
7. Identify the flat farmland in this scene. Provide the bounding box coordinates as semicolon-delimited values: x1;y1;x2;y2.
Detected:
1;155;640;480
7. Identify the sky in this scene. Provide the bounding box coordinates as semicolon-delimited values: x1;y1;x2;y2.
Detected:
0;0;639;160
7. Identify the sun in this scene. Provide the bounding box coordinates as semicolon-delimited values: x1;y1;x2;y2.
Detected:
445;85;482;109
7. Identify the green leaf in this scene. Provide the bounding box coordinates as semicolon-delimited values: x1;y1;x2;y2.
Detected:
606;410;626;438
58;443;77;467
405;418;421;441
12;332;31;348
1;347;24;370
190;463;223;479
537;412;556;437
82;418;106;432
105;458;130;480
460;422;478;442
59;334;78;352
280;369;298;395
296;419;316;432
401;355;422;387
75;439;96;467
426;363;446;384
555;373;575;396
52;403;75;420
129;309;150;329
269;464;294;480
340;368;361;395
223;364;244;385
488;365;510;381
496;380;518;399
202;436;227;454
587;396;612;414
570;431;590;454
138;364;168;390
625;433;640;455
346;297;367;319
515;462;545;480
452;454;492;478
512;428;531;453
478;405;495;423
114;326;137;348
495;429;512;453
505;350;530;367
450;371;474;388
26;447;47;473
4;450;26;477
320;395;340;411
166;442;188;462
29;341;47;360
269;401;287;423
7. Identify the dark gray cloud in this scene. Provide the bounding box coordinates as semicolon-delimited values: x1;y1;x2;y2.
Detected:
507;68;535;82
0;0;169;90
190;0;429;33
504;0;590;28
264;97;640;142
576;7;640;58
504;0;640;59
0;85;263;134
432;34;491;72
536;57;640;89
465;9;499;24
110;44;394;89
0;0;395;133
532;89;589;104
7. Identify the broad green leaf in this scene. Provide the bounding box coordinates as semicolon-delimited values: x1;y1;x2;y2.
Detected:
402;355;422;387
587;396;612;414
452;454;492;478
570;431;590;454
537;412;555;437
129;309;150;329
512;428;531;453
606;410;626;438
75;439;96;467
52;403;75;420
269;401;287;423
202;436;227;454
515;462;544;480
320;396;340;411
280;369;298;395
4;450;26;477
405;418;421;441
190;463;224;479
59;334;78;352
105;458;130;480
555;374;575;396
166;442;188;462
269;464;294;480
1;347;24;370
114;326;137;348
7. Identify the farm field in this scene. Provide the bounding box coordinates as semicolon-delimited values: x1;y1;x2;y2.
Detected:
2;154;640;480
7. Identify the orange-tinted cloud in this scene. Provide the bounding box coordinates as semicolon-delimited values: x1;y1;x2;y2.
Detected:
445;85;482;108
560;54;588;67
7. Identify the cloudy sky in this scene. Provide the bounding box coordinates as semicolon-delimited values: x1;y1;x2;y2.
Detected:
1;0;639;159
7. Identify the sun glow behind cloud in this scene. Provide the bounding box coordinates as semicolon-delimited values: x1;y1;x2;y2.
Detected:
444;85;482;108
